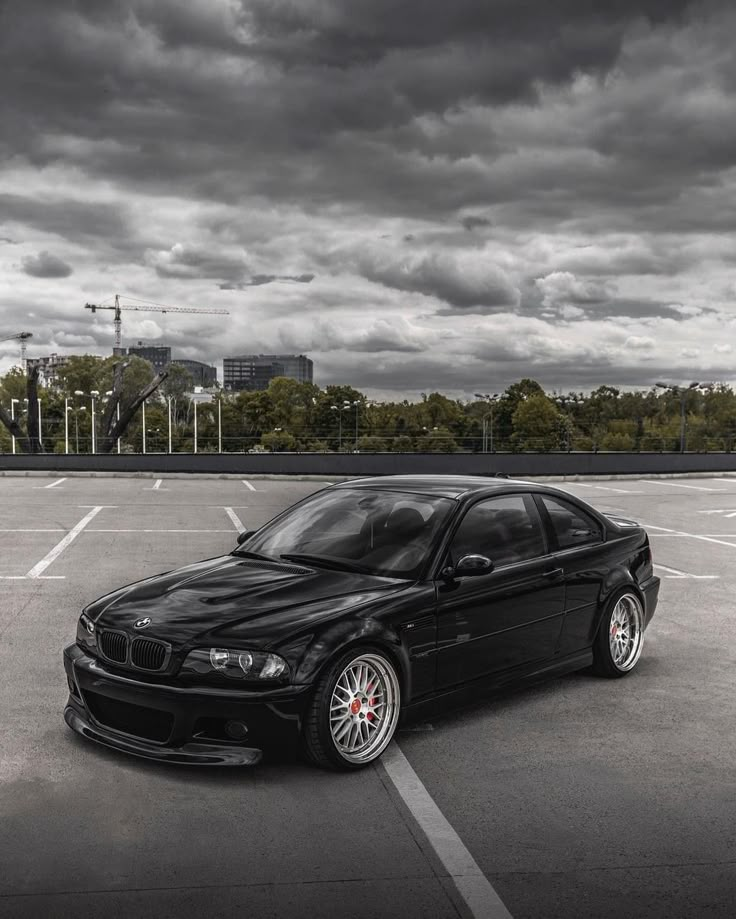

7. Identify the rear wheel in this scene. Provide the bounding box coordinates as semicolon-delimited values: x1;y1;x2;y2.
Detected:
592;590;645;678
301;648;401;770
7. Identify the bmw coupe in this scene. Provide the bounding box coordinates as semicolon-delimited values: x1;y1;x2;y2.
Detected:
64;475;659;770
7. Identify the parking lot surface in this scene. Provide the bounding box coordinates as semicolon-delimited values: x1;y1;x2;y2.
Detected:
0;473;734;918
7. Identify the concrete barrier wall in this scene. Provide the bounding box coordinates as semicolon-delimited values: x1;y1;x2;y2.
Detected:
1;452;736;476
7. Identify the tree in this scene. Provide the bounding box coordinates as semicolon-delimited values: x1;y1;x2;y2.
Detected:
0;367;27;402
96;359;168;454
511;395;562;452
160;363;194;403
235;390;274;434
600;432;636;451
493;378;546;447
261;430;297;452
357;435;388;452
0;365;44;452
390;435;414;452
420;427;459;453
55;355;107;396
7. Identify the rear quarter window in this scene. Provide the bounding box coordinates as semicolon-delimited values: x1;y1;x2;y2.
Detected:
539;495;603;549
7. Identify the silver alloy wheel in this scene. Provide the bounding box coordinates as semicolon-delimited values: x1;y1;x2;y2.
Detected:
609;593;644;671
329;652;400;764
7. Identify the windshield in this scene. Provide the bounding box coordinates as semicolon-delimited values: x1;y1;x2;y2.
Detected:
240;488;456;579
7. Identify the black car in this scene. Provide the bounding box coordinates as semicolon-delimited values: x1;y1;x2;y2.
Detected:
64;475;659;770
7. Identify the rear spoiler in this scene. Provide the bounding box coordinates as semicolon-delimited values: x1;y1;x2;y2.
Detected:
604;514;640;528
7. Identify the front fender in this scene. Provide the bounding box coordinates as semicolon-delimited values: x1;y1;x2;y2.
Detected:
292;618;413;700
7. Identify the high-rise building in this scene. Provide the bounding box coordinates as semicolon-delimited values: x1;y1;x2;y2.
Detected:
127;343;171;374
26;353;69;387
126;344;219;387
171;359;217;388
223;354;313;391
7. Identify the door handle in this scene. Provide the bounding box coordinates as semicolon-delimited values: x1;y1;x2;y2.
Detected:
543;567;564;581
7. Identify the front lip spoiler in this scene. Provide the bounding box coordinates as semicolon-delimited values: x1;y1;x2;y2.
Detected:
63;705;263;767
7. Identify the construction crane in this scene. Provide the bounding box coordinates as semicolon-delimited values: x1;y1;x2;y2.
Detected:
84;294;229;353
0;332;33;370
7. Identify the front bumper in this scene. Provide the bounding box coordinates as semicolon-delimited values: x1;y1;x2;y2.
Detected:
63;643;312;766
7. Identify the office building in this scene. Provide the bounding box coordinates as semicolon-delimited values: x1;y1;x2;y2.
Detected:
26;353;69;387
127;343;171;374
223;354;313;391
171;359;217;388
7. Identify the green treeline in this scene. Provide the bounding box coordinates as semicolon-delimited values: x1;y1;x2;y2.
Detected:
2;356;735;453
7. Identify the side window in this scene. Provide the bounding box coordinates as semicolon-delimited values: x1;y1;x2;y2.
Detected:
539;495;602;549
449;494;546;568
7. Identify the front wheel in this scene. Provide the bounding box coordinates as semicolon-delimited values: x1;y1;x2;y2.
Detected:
592;590;645;678
301;648;401;770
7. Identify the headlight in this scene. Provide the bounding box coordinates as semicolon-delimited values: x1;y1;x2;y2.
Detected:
181;648;289;682
76;612;97;652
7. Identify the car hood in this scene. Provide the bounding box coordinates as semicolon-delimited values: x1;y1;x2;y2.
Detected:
88;554;409;648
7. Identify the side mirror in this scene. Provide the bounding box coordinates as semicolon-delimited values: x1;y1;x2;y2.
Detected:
236;530;257;545
454;554;494;576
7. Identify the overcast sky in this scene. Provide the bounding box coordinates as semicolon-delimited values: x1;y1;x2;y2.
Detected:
1;0;735;399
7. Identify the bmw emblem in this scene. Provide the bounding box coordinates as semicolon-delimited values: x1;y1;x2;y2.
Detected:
134;617;152;629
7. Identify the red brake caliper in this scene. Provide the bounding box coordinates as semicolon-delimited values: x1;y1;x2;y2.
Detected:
366;682;375;721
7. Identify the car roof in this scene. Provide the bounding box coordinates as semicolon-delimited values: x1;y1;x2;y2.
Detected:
333;474;541;499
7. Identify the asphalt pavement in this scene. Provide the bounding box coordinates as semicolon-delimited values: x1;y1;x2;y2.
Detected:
0;472;734;919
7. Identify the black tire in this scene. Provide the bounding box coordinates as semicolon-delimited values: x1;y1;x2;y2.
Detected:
301;646;401;770
592;588;645;679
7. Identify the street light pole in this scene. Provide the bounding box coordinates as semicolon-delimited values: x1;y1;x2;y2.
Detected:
193;401;198;454
330;404;342;451
655;381;701;453
10;398;18;454
37;399;42;451
142;399;146;454
90;390;99;453
167;397;172;454
75;407;86;453
64;399;70;454
475;392;499;453
330;401;352;452
218;398;222;454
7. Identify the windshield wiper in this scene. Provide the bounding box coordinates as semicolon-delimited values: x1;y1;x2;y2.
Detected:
280;553;370;574
231;549;277;562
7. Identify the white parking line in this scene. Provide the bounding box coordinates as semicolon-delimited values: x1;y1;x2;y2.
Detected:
654;563;718;579
88;528;234;533
641;480;719;492
45;478;67;489
381;744;513;919
224;507;246;532
242;479;257;491
145;479;166;491
644;522;736;549
25;506;105;579
569;483;641;494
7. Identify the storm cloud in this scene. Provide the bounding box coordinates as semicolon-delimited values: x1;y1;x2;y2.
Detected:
21;251;73;278
1;0;734;398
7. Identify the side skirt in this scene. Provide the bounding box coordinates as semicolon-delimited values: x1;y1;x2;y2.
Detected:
401;649;594;725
